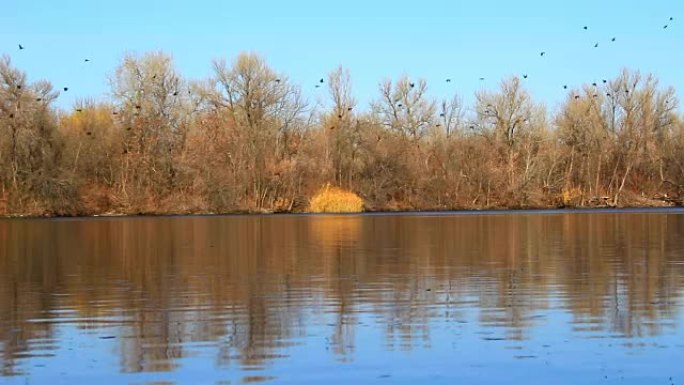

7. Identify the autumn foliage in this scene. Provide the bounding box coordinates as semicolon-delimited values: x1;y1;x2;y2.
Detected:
0;52;683;217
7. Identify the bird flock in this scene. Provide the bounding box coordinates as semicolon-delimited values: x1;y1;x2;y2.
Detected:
306;16;676;97
12;15;677;109
16;43;85;96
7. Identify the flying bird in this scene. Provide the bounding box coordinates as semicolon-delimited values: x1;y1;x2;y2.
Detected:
347;107;353;111
611;37;616;42
563;85;568;89
479;77;485;81
18;44;24;50
592;82;597;87
84;59;90;62
523;74;528;79
315;84;320;88
670;17;674;21
446;78;451;83
602;79;607;83
319;78;324;83
16;85;21;90
409;82;415;88
594;43;599;48
275;78;281;83
574;95;580;100
664;24;668;29
540;51;546;56
63;87;68;91
583;26;588;30
76;109;83;112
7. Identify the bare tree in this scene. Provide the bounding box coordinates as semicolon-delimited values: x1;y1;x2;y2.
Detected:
0;55;71;213
372;77;435;141
109;51;189;205
211;52;307;209
325;66;360;189
437;94;464;138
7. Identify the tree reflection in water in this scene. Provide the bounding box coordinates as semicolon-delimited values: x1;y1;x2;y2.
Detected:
0;212;683;380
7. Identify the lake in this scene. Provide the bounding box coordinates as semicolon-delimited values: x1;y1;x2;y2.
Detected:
1;210;684;384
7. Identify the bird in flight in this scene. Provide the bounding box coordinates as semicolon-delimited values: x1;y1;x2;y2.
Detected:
594;43;599;48
523;74;528;79
18;44;24;50
275;78;281;83
663;24;668;29
479;77;485;81
670;17;674;21
319;78;324;83
63;87;68;92
84;59;90;62
583;26;588;30
563;85;568;89
409;82;415;88
611;37;616;42
540;51;546;56
446;78;451;83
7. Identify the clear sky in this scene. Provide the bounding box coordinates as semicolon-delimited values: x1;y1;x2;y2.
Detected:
1;0;682;113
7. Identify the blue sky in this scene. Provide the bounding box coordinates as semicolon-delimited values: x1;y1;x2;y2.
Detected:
1;0;682;112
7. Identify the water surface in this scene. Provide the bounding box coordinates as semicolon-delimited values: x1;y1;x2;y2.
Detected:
1;211;684;384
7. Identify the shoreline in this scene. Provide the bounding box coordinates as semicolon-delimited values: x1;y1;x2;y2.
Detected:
2;204;683;220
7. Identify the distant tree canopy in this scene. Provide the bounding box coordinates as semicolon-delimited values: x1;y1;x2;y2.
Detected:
0;51;682;216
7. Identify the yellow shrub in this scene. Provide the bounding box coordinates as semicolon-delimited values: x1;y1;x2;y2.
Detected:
308;184;364;213
561;187;582;206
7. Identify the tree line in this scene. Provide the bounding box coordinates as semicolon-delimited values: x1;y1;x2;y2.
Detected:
0;51;682;216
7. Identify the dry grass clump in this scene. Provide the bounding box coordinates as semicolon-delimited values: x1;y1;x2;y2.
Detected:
308;184;364;213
